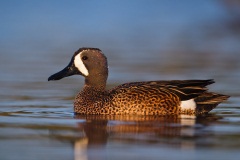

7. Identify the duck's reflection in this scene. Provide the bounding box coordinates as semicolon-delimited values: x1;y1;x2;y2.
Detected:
74;119;108;160
73;114;220;160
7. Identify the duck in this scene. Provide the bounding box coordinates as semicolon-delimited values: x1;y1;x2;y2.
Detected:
48;47;229;115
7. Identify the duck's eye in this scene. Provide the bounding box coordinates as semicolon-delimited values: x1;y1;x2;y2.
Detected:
82;56;88;60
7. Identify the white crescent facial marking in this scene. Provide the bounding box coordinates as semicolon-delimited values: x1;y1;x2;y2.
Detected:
74;53;89;76
180;99;196;110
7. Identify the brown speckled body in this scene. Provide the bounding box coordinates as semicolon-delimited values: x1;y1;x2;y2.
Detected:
74;84;181;115
48;48;230;116
74;80;229;115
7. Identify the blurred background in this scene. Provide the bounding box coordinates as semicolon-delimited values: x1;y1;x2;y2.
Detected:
0;0;239;101
0;0;239;84
0;1;240;160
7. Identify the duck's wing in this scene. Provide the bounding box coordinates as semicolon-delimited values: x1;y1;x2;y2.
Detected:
109;79;214;101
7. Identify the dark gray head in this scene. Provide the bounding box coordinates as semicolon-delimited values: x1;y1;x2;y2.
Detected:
48;48;108;89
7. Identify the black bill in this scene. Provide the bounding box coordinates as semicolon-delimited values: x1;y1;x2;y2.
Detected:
48;58;81;81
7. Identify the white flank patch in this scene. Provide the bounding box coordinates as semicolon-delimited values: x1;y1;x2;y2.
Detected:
180;99;196;110
180;100;196;128
74;53;89;76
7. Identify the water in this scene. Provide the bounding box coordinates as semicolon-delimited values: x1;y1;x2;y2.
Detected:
1;1;240;160
1;48;239;160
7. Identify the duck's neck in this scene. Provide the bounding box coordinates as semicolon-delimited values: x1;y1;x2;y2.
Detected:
84;74;107;91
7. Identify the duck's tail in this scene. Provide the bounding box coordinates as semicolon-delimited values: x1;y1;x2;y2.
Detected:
195;92;230;115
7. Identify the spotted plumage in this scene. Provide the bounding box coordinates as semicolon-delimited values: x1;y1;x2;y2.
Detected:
48;47;229;115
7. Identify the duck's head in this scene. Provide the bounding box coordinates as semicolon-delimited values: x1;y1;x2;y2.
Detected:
48;48;108;88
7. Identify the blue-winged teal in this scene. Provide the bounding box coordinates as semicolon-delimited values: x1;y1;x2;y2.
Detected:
48;48;229;115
